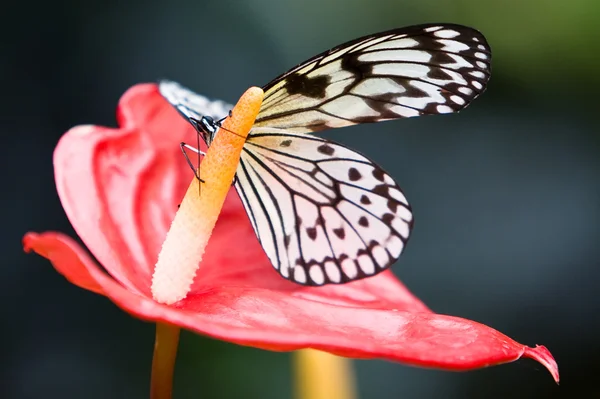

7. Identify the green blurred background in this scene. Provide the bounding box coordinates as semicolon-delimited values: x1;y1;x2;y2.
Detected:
4;0;599;398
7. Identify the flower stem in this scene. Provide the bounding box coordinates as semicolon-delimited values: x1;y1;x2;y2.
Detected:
293;349;357;399
150;323;181;399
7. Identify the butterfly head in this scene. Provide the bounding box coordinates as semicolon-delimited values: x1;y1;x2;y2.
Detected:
190;116;219;146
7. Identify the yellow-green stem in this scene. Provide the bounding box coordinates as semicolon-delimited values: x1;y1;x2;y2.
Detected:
150;323;181;399
293;349;357;399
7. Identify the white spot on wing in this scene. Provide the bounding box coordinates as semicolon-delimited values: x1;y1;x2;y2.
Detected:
324;261;341;283
437;39;470;53
388;188;408;204
358;255;375;275
309;265;325;285
359;50;432;64
436;105;453;113
450;95;466;105
394;205;412;222
386;235;404;258
366;37;420;51
392;217;410;239
372;246;389;267
469;70;486;79
434;29;460;39
341;258;358;278
294;266;307;283
281;263;290;278
387;104;420;117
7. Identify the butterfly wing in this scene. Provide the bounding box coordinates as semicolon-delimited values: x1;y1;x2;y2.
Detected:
234;128;412;285
254;23;491;133
158;23;491;285
159;80;233;126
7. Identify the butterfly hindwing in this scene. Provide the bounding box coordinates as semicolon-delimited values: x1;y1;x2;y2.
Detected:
234;129;412;285
254;23;491;133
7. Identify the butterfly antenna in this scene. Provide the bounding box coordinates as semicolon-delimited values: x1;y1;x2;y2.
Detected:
216;110;247;141
215;110;231;125
218;125;247;140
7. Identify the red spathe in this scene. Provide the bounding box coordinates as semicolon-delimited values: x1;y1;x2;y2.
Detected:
23;84;558;382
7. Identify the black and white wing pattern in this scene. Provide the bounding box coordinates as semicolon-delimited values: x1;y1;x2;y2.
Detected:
254;23;491;133
158;23;492;286
235;129;412;285
159;80;233;123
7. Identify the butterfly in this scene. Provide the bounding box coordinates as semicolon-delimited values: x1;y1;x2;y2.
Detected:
159;23;491;286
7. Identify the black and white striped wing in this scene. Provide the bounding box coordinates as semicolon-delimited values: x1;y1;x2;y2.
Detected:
159;80;233;123
254;23;491;133
234;129;412;285
158;23;492;285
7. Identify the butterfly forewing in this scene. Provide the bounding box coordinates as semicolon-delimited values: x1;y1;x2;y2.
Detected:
254;24;491;133
158;23;491;285
234;129;412;285
159;80;233;125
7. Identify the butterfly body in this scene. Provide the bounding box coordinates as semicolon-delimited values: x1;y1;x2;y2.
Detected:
192;116;219;145
160;23;491;286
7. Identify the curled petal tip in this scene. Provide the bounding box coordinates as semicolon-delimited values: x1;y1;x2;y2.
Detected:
23;232;40;254
523;345;559;384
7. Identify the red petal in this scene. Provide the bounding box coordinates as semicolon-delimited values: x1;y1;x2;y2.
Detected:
53;84;197;295
23;232;104;295
23;231;558;381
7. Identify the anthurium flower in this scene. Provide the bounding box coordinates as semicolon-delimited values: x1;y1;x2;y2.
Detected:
23;83;558;398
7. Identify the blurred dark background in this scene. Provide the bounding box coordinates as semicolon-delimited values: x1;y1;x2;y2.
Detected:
4;0;599;398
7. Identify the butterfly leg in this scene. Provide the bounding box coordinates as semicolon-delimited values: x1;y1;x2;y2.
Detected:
180;142;206;183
